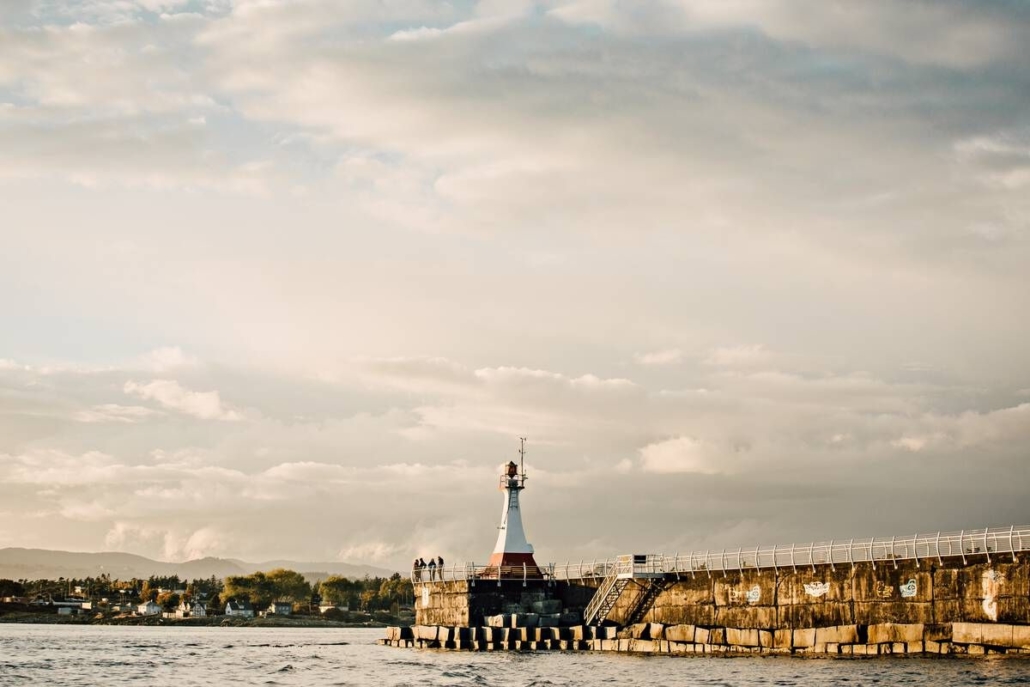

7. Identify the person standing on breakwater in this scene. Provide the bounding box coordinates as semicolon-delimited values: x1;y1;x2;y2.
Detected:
427;557;437;581
412;558;421;582
437;555;444;579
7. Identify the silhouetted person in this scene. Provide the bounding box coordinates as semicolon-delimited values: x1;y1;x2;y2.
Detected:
436;556;444;579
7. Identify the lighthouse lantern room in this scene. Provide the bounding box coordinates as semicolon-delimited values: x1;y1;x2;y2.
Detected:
486;438;541;577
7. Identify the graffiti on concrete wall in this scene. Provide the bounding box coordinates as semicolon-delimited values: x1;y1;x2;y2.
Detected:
729;585;762;604
982;569;1004;621
898;579;918;598
874;581;893;599
803;582;830;598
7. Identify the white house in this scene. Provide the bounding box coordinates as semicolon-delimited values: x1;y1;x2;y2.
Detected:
224;599;254;618
175;600;207;618
136;601;161;616
263;601;292;616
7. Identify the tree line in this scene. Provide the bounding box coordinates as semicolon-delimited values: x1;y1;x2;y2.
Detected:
1;570;412;614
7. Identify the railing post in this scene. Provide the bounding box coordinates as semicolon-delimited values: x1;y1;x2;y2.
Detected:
829;540;835;571
959;530;966;565
721;549;727;577
1010;525;1017;562
936;531;942;565
891;536;897;569
790;543;796;573
523;562;527;588
984;527;990;563
869;537;875;570
809;542;815;572
737;547;742;574
772;544;777;572
705;550;711;578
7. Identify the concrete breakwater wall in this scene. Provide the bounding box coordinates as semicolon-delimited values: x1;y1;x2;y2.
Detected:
417;558;1028;628
394;557;1030;657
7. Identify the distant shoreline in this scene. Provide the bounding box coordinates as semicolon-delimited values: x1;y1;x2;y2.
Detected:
0;612;391;629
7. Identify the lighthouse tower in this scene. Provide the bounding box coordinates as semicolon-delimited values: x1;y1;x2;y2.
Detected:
487;438;540;575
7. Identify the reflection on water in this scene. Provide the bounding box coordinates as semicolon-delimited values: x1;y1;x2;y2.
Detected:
1;625;1028;686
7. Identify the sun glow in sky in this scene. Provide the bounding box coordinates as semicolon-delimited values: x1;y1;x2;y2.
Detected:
1;0;1029;571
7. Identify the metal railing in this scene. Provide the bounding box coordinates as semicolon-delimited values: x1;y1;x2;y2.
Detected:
412;526;1029;586
410;561;551;586
548;525;1029;580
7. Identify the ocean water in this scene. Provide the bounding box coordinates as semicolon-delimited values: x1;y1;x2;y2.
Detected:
1;625;1028;686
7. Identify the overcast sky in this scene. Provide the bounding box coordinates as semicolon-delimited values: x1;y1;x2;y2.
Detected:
1;0;1029;572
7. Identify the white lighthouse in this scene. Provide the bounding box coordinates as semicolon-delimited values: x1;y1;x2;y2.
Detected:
487;438;541;576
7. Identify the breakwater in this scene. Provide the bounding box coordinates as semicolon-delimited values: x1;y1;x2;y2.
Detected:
386;527;1030;657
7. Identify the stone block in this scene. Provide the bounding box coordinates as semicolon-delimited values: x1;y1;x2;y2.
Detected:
891;642;906;654
758;630;774;648
649;623;665;640
952;622;982;644
629;639;656;653
967;644;986;655
486;615;506;628
1013;625;1030;649
511;613;539;628
665;624;695;643
709;627;726;645
414;625;437;641
726;628;761;647
600;626;618;640
792;627;816;648
773;628;792;649
538;614;560;628
531;600;563;614
669;641;690;654
569;625;585;641
815;624;858;645
437;626;452;642
868;623;924;644
629;623;650;639
601;639;618;651
906;641;924;654
923;623;951;642
826;642;839;654
981;624;1014;647
694;627;710;644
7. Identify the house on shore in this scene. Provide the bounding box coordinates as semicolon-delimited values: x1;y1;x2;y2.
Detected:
175;600;207;618
263;601;292;616
225;599;254;618
136;601;161;616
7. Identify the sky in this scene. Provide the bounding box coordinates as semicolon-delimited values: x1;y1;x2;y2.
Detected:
1;0;1029;573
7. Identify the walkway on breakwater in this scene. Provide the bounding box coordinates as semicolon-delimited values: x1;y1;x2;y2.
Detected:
412;526;1030;586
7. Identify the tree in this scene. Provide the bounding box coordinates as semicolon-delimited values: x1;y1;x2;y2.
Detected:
0;579;25;598
318;576;355;607
156;592;180;612
266;569;310;602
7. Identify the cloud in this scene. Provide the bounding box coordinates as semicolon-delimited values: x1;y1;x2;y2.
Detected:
73;404;163;423
634;348;682;366
638;436;726;474
123;379;243;421
704;345;772;368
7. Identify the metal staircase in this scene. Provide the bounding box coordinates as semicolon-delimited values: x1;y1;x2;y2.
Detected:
583;564;629;626
625;579;668;625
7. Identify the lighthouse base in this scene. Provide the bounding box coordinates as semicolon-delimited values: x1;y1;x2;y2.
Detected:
481;552;543;579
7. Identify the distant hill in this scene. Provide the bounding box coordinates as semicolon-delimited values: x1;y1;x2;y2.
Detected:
0;548;397;581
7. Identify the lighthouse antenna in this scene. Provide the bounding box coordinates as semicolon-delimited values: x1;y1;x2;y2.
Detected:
519;437;527;485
